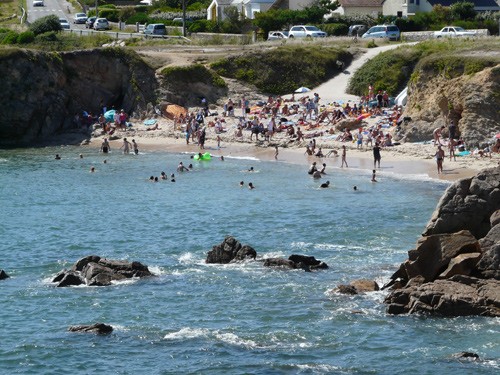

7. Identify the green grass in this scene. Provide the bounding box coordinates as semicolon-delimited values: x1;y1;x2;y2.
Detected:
211;44;352;95
348;39;500;97
160;64;227;89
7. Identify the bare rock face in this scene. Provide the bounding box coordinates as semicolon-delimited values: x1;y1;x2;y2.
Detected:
384;276;500;317
53;255;152;287
335;279;379;295
401;64;500;147
334;117;362;132
68;323;113;334
0;48;157;147
423;166;500;239
385;166;500;316
206;236;257;264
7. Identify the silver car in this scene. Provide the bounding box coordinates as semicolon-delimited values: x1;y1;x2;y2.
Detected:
267;31;289;41
288;25;327;38
93;18;110;31
59;18;70;30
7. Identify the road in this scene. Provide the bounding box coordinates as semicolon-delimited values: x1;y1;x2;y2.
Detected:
27;0;85;28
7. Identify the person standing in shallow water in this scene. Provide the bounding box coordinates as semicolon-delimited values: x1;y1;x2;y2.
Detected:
373;143;381;168
120;138;131;154
101;138;110;153
341;145;348;168
132;139;139;155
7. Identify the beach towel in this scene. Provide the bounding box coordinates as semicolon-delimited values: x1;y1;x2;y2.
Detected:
143;119;157;126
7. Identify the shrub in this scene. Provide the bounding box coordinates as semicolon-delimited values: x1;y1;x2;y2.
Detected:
29;15;62;36
35;31;59;42
0;31;19;44
99;9;119;22
321;23;349;36
125;12;149;25
17;31;35;44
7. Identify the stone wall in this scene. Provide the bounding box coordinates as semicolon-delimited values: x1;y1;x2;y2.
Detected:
401;29;490;41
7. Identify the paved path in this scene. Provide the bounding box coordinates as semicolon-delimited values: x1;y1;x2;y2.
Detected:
284;43;408;104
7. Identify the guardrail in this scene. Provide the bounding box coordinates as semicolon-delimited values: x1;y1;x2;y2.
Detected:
63;28;191;42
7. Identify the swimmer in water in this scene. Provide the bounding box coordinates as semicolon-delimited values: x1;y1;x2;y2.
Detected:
248;167;254;172
103;159;107;164
239;181;244;187
353;185;358;191
170;173;175;182
149;176;154;181
220;155;225;161
320;181;330;188
177;162;189;172
248;182;255;189
154;176;159;182
188;164;193;169
79;154;83;159
161;172;167;180
55;154;61;160
90;166;95;173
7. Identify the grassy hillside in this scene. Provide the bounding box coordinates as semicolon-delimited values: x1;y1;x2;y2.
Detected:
347;38;500;97
211;45;352;95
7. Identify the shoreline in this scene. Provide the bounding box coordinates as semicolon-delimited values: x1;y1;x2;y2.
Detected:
85;127;497;183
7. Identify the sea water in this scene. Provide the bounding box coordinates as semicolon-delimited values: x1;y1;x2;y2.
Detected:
0;147;498;375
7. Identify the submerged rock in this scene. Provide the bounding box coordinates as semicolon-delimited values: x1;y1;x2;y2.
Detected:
206;236;257;264
0;269;9;280
453;351;480;361
68;323;113;334
53;255;152;287
264;255;328;272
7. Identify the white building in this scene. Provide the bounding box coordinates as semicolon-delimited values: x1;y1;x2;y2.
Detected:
383;0;500;17
207;0;316;21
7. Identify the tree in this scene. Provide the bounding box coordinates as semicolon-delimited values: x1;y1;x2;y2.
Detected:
450;1;476;21
29;15;62;36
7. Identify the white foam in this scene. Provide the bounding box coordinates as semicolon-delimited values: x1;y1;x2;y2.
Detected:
163;327;210;340
148;265;166;276
215;332;258;349
226;155;260;161
178;252;196;264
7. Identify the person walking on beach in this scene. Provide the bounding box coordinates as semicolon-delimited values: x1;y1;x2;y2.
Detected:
449;140;456;161
433;126;445;146
356;129;363;149
101;138;110;153
132;139;139;155
274;145;279;160
341;145;348;168
434;145;445;174
373;143;381;168
120;138;131;154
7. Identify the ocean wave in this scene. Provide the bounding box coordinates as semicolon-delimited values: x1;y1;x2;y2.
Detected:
148;265;166;276
163;327;210;340
215;332;258;349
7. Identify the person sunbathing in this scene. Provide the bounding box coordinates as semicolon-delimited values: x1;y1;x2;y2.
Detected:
146;124;160;131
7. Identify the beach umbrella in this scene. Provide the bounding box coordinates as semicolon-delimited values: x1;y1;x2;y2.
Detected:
164;104;188;120
104;109;116;122
295;87;311;93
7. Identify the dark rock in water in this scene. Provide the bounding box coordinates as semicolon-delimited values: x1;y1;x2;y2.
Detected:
453;351;480;360
54;256;152;287
0;269;9;280
350;279;380;292
206;236;257;264
264;258;300;270
68;323;113;335
56;271;84;287
288;254;329;269
336;285;358;295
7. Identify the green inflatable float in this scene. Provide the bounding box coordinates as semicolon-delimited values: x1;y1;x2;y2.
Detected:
193;152;212;161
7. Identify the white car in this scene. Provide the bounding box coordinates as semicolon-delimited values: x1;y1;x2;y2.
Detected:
267;31;289;41
288;25;327;38
59;18;70;30
434;26;476;38
33;0;44;6
93;18;110;31
73;13;88;24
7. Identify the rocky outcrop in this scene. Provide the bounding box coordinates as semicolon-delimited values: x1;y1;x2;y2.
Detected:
400;62;500;147
384;166;500;316
0;48;157;147
263;255;328;272
206;236;257;264
68;323;113;334
423;167;500;239
335;279;379;295
0;269;9;280
53;255;152;287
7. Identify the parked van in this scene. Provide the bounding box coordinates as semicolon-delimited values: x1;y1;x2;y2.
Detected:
362;25;400;41
144;23;166;36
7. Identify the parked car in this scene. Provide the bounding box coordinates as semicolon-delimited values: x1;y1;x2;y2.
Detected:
362;25;400;41
73;13;88;24
267;31;289;41
144;23;166;35
59;18;70;30
85;16;96;29
32;0;44;6
434;26;476;38
93;18;110;31
288;25;327;38
348;24;367;37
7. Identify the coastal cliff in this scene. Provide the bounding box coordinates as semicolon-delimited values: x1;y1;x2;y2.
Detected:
0;48;157;147
384;166;500;316
401;59;500;147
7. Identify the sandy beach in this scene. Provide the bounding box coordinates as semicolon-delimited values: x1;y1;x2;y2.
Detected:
85;44;498;181
88;112;499;183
